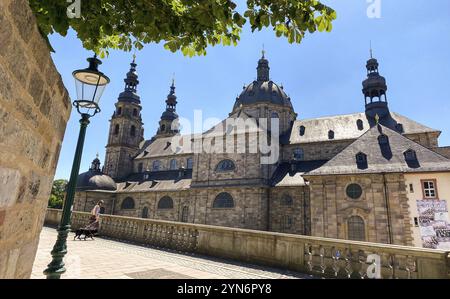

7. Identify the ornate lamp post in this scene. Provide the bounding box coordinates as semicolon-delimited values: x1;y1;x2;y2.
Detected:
44;55;110;279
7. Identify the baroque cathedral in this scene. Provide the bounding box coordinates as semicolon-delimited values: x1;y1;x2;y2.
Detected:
74;52;450;248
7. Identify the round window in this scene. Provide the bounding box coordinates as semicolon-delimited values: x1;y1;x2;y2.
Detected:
346;184;363;199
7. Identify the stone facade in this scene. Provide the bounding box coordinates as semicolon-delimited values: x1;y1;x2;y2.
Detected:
306;174;413;246
73;51;449;250
0;0;70;278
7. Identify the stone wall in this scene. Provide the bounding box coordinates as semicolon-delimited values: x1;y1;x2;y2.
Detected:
75;186;269;230
305;173;413;246
405;132;440;149
0;0;71;278
434;146;450;159
44;209;450;279
192;187;268;230
269;187;309;235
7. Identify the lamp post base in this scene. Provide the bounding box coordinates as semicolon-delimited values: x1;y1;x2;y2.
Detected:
43;225;70;279
44;114;90;279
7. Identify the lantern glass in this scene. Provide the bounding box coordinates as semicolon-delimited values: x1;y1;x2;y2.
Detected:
72;56;110;113
74;73;108;107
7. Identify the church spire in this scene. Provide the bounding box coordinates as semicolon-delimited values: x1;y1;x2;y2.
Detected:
257;48;270;82
104;55;144;179
155;79;180;138
118;56;141;103
362;51;389;119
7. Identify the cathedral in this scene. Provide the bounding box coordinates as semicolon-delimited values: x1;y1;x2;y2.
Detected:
74;52;450;249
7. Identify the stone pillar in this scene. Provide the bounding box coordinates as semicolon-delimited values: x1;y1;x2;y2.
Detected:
0;0;71;278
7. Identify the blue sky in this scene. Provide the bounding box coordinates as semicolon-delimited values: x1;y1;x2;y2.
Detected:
51;0;450;180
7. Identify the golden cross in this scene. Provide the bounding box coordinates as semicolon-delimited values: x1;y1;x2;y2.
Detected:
375;113;380;125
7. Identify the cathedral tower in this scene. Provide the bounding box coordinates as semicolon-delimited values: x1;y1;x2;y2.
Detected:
104;57;144;180
232;51;297;135
154;80;180;138
363;51;390;120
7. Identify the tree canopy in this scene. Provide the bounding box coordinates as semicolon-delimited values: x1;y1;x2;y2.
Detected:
48;179;68;209
29;0;336;57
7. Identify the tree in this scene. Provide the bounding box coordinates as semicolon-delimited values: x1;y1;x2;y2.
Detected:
48;179;68;209
29;0;336;57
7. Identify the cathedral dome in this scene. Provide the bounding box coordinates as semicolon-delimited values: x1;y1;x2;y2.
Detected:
233;52;293;110
76;157;116;191
234;80;292;110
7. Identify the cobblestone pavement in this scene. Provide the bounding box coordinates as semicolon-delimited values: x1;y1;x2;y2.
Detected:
32;227;313;279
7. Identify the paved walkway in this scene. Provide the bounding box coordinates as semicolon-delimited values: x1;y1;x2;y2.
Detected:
32;227;312;279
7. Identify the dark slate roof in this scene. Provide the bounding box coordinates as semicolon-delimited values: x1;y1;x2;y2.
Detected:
135;135;194;159
305;125;450;176
271;160;328;187
76;170;117;191
233;80;293;110
203;109;262;137
289;112;439;144
117;169;192;192
135;110;259;159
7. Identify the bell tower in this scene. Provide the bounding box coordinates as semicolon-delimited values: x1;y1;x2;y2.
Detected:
104;57;144;180
155;80;180;138
362;51;390;120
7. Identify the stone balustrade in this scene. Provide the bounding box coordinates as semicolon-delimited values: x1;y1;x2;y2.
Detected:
45;208;450;279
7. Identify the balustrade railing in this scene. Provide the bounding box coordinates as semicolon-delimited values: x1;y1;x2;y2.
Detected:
44;208;450;279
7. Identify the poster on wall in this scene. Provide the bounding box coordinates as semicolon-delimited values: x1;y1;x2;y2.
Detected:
417;199;450;250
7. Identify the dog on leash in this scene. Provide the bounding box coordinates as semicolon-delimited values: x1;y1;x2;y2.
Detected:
73;228;97;240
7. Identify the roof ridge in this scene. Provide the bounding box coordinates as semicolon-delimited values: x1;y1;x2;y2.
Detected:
304;124;450;176
295;112;364;122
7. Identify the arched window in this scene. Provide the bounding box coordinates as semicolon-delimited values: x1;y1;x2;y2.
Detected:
356;119;364;131
158;196;174;209
281;194;293;206
169;159;177;170
117;107;122;115
114;124;120;135
271;112;279;119
299;125;306;136
137;162;143;173
152;160;160;171
213;192;234;208
121;197;135;209
346;183;363;200
293;148;304;160
328;130;335;140
130;125;136;137
141;207;149;218
186;157;193;169
396;123;404;133
347;216;366;241
181;206;189;222
133;109;138;116
160;124;166;132
215;159;235;172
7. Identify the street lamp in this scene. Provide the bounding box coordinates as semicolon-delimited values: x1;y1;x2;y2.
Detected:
44;55;110;279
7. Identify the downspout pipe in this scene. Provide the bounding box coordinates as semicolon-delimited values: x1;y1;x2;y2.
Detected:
382;173;394;244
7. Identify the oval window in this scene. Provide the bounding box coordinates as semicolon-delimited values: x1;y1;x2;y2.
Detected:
346;184;363;199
